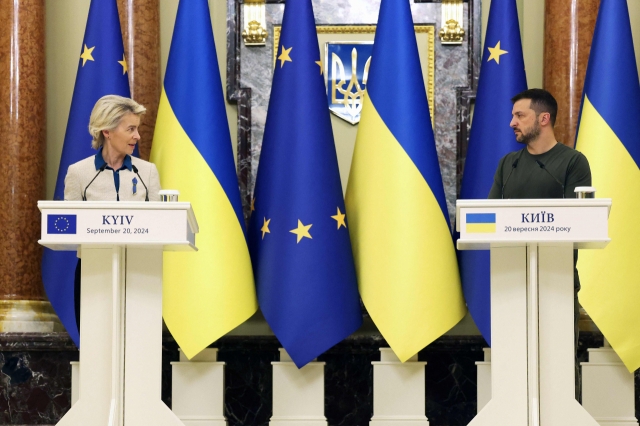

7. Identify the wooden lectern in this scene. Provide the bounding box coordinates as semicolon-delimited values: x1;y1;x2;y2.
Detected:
457;199;610;426
39;201;198;426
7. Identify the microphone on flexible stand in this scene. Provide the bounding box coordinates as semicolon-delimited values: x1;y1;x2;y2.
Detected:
501;158;520;199
131;165;149;201
535;160;565;198
83;164;108;201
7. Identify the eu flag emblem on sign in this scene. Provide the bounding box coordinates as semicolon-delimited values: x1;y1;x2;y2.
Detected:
47;215;77;234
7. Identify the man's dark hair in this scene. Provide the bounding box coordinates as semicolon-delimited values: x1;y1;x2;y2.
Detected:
511;88;558;127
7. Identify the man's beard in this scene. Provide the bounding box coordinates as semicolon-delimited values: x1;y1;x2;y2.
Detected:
515;120;541;145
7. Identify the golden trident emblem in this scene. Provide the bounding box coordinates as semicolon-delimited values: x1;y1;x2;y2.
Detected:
331;48;371;122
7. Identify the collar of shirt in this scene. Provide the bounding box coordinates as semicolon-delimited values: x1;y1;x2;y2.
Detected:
94;147;133;172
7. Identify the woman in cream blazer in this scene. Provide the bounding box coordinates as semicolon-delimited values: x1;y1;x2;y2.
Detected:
64;95;161;202
64;95;161;330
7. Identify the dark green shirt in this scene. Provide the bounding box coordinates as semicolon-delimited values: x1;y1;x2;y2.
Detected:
488;142;591;199
488;142;591;290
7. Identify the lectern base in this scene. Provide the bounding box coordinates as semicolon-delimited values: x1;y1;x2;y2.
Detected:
57;247;183;426
469;245;598;426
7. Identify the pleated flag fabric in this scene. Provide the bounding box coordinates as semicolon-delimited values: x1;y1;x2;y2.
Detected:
150;0;257;359
458;0;527;344
575;0;640;372
345;0;466;362
41;0;131;346
248;0;362;368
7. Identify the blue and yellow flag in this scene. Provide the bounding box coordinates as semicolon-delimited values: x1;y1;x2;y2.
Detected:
345;0;465;362
42;0;131;346
458;0;527;344
575;0;640;372
150;0;257;359
248;0;362;368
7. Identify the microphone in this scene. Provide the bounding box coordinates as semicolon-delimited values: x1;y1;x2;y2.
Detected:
501;158;520;199
131;165;149;201
83;164;108;201
535;160;565;198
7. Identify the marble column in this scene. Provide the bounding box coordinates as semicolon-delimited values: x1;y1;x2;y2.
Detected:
544;0;600;147
0;0;59;331
117;0;161;161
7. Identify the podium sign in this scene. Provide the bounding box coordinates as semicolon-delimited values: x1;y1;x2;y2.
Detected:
39;201;198;426
40;201;197;250
457;198;610;426
457;199;610;249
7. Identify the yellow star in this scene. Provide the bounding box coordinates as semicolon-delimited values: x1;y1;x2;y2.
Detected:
290;220;312;243
80;44;95;67
487;41;508;64
118;54;128;75
278;45;293;68
315;60;323;75
261;217;271;239
331;207;347;229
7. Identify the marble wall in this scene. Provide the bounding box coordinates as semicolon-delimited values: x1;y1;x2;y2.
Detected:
233;0;477;224
1;332;625;426
0;333;76;425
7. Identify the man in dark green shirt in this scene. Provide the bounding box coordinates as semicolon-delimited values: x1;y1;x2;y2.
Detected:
488;89;591;199
488;88;590;400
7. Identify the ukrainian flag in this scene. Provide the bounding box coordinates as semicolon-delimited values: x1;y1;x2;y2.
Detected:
575;0;640;372
150;0;256;358
466;214;497;234
345;0;466;362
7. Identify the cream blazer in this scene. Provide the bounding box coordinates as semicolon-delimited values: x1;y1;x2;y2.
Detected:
64;155;161;202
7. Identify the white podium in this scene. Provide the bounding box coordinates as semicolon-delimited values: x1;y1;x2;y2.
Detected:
456;199;610;426
39;201;199;426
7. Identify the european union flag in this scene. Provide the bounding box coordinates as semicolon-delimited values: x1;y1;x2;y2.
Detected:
41;0;131;346
47;215;77;235
248;0;362;368
458;0;527;344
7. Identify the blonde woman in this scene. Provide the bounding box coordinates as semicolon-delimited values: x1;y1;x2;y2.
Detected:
64;95;161;202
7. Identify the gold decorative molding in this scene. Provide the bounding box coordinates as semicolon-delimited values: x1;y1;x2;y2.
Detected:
273;25;436;122
439;0;465;44
242;0;268;46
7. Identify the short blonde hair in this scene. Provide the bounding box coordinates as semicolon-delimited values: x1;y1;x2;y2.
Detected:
88;95;146;149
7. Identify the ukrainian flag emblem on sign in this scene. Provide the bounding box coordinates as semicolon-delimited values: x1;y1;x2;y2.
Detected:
466;213;496;233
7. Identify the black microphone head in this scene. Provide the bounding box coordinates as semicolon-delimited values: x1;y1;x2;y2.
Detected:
535;160;545;169
100;163;108;171
512;158;520;168
131;164;139;173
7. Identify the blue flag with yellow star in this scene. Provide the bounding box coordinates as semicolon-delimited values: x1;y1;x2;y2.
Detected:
248;0;362;368
458;0;527;344
42;0;131;346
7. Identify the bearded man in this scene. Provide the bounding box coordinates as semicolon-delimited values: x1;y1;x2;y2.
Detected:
487;88;592;399
488;88;591;199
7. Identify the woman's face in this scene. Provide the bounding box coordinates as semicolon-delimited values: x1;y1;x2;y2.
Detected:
103;113;141;157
